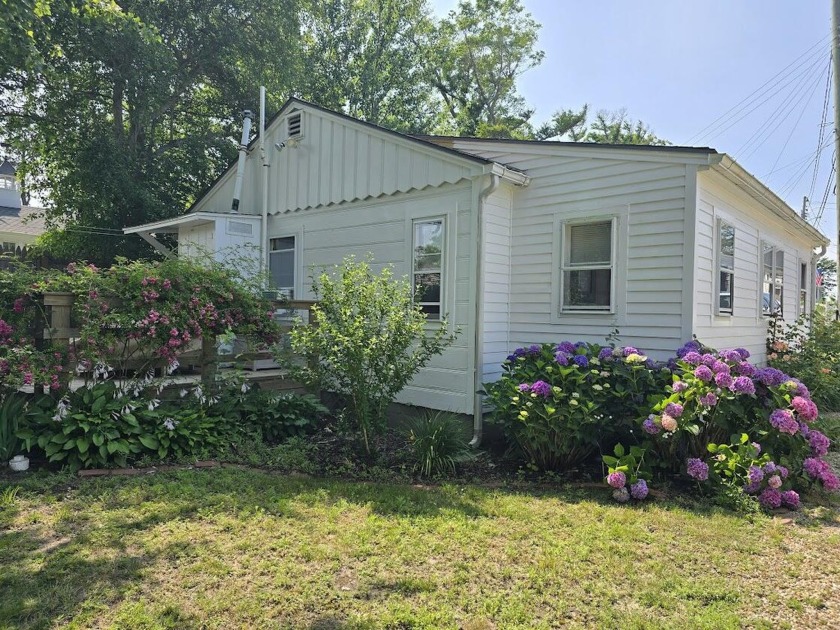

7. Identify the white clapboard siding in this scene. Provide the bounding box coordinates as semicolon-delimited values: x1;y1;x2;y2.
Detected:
693;172;818;363
445;139;702;362
191;101;483;218
481;183;514;383
270;183;476;414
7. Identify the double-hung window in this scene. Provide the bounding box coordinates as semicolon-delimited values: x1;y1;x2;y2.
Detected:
560;219;614;312
799;261;809;316
716;220;735;315
761;241;784;316
412;219;444;319
269;236;296;298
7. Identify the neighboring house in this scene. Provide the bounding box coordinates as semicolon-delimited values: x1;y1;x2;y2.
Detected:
0;159;45;253
124;99;828;439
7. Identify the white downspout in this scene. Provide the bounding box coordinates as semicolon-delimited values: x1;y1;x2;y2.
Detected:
230;109;253;213
471;173;501;447
259;88;269;283
811;244;827;318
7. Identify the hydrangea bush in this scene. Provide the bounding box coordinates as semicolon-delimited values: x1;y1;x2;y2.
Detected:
487;337;838;510
484;341;670;470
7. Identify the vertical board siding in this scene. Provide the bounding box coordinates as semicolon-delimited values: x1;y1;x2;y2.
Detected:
448;140;692;363
269;183;476;414
693;173;818;363
481;184;513;383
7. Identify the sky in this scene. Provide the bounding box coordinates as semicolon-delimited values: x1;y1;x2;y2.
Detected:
431;0;837;257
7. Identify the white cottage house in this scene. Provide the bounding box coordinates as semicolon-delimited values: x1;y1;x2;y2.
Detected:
124;98;828;441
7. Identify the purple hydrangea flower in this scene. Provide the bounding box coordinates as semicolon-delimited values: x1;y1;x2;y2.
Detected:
769;409;798;435
622;346;639;357
528;344;542;355
530;380;552;397
732;376;756;395
781;490;800;509
683;351;703;365
735;361;756;377
607;471;627;489
686;458;709;481
735;347;751;360
664;402;684;418
714;372;734;389
777;465;789;480
701;354;717;367
755;367;787;387
719;349;742;362
712;360;731;374
748;465;764;485
672;381;688;393
694;365;713;382
699;392;718;406
809;430;831;457
744;480;761;494
767;475;782;489
630;479;649;500
556;341;576;354
763;461;777;475
517;383;530;392
573;355;589;368
759;488;782;509
642;416;661;435
598;347;613;361
555;352;570;366
676;340;701;358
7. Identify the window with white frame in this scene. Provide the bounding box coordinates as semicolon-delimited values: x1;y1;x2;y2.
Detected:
0;176;15;190
560;219;614;312
761;241;784;316
269;236;295;298
412;218;444;319
800;261;809;316
717;220;735;315
2;242;15;252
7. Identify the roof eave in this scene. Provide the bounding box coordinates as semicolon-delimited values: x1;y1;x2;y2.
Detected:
711;154;828;247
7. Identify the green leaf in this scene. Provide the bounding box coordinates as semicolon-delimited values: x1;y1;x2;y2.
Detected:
91;396;107;414
707;443;719;453
76;437;90;454
684;424;700;436
602;455;619;466
138;435;160;450
613;443;625;457
92;433;104;447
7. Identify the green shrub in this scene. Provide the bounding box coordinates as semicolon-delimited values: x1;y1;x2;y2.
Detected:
238;389;326;444
0;393;29;462
17;381;240;470
284;256;457;453
484;342;669;471
767;310;840;411
406;411;473;477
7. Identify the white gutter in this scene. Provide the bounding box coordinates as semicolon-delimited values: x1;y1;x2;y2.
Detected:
811;243;827;317
230;110;253;214
711;154;828;247
259;87;269;284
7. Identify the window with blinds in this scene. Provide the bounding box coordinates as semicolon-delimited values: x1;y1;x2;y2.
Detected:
717;221;735;315
799;261;808;316
560;219;614;311
269;236;295;298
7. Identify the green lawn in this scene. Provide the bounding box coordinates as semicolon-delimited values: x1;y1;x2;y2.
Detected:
1;469;838;629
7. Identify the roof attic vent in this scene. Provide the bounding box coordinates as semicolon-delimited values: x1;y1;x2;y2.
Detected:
287;112;303;138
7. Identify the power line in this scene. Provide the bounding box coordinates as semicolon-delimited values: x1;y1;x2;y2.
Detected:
735;56;827;163
813;152;836;226
685;35;830;145
808;57;833;200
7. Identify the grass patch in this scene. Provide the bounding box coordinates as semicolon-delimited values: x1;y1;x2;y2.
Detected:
1;468;839;629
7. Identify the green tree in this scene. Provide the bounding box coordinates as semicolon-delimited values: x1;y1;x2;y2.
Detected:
1;0;301;264
536;105;668;145
299;0;439;134
423;0;543;138
817;256;837;300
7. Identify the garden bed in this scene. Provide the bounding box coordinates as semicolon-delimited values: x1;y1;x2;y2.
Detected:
1;467;839;629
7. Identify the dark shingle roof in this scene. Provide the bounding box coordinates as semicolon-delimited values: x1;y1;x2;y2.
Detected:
0;160;17;176
0;205;45;236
